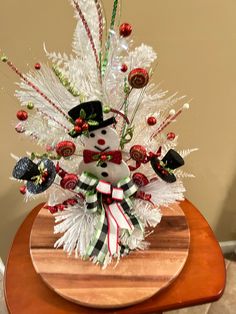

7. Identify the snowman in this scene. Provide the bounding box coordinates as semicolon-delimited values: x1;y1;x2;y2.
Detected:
56;100;144;265
68;100;130;183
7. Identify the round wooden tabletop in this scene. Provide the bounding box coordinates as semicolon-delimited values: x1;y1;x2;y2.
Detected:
4;199;226;314
29;203;190;308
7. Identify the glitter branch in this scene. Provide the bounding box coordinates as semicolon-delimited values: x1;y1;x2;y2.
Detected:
73;0;101;76
151;104;190;139
94;0;104;46
101;0;118;75
36;109;70;132
5;60;70;121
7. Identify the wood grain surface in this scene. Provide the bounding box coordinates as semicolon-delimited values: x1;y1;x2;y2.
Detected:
29;203;190;308
4;200;226;314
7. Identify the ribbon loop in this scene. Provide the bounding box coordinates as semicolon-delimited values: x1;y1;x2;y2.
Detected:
76;171;140;260
112;187;123;201
96;180;111;194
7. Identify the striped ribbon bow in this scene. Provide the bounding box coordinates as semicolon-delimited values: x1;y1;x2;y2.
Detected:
76;172;142;262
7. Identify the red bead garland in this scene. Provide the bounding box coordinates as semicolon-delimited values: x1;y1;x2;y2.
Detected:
16;110;28;121
119;23;132;37
147;116;157;126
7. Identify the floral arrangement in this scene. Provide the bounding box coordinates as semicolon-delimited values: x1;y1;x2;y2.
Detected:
2;0;196;268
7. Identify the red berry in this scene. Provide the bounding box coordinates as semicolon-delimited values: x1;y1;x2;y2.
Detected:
119;23;132;37
34;63;41;70
16;110;28;121
147;116;157;126
74;125;82;133
75;117;83;126
121;64;128;72
19;186;27;194
100;154;107;161
82;123;89;131
167;132;176;141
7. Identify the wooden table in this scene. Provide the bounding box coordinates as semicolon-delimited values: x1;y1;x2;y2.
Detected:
4;199;226;314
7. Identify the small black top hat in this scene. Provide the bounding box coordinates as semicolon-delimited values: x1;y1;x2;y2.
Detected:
12;157;56;194
150;149;184;183
68;100;115;138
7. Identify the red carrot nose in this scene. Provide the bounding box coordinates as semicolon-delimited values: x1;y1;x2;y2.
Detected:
98;139;105;145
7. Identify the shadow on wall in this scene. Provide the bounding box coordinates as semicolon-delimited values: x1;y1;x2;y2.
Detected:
215;171;236;242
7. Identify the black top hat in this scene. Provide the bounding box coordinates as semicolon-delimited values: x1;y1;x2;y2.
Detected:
12;157;56;194
68;100;115;138
150;149;184;183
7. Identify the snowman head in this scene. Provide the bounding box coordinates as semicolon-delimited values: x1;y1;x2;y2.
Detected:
68;100;116;138
83;126;120;152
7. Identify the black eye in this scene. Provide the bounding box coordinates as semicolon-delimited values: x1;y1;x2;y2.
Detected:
90;133;95;138
101;130;107;135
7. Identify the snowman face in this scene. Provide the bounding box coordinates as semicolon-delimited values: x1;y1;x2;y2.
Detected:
83;126;120;152
79;126;130;183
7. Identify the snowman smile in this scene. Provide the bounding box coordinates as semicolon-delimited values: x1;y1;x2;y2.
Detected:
94;145;110;152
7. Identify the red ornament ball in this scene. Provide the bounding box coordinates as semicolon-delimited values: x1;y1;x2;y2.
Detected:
121;64;128;72
60;173;78;190
128;68;149;89
34;63;41;70
19;185;27;195
167;132;176;141
132;172;149;187
119;23;132;37
130;145;147;163
56;141;76;157
16;110;28;121
147;116;157;126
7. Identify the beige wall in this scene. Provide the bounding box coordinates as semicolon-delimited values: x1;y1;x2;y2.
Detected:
0;0;236;262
